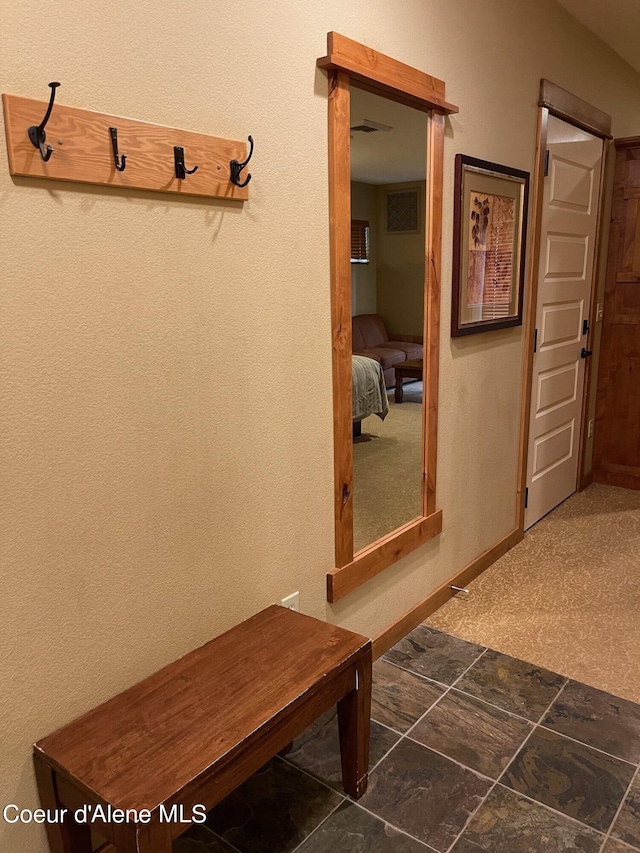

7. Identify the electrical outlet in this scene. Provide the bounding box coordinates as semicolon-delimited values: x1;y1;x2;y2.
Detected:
280;591;300;612
588;418;594;438
596;303;604;322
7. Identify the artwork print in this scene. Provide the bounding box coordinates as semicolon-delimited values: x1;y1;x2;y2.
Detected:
466;192;516;318
451;155;529;337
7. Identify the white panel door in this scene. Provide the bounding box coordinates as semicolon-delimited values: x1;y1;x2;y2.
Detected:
525;115;604;529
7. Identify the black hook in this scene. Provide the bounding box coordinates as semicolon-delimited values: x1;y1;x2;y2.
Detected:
28;82;61;162
174;146;198;179
230;135;254;188
109;127;127;172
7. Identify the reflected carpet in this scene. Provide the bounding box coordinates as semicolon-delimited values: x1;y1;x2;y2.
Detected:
353;382;423;553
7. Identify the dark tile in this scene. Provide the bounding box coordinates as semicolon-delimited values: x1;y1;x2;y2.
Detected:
455;649;565;721
543;680;640;764
297;801;435;852
451;785;603;853
372;660;445;732
359;737;490;851
603;838;640;853
205;757;342;853
174;825;238;852
383;626;485;685
410;689;532;779
503;728;635;832
286;707;400;790
612;775;640;848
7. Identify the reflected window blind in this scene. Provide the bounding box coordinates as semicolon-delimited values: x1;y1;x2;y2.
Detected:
351;220;369;263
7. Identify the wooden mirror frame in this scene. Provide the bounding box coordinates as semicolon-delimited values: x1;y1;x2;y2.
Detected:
317;33;458;602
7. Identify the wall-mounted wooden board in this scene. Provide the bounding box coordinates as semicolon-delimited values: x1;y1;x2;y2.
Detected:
2;93;250;201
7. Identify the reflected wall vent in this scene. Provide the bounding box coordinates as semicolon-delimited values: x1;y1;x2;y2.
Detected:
350;119;393;133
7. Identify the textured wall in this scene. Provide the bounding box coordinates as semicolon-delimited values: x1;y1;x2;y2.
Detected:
376;181;426;338
2;1;640;849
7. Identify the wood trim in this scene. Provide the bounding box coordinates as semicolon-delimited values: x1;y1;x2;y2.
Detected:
579;471;594;491
328;71;354;567
516;107;549;530
372;528;522;658
600;461;640;477
424;113;444;515
2;93;249;201
593;469;640;490
539;79;612;140
616;272;640;284
576;138;610;489
593;151;627;472
327;511;443;603
614;137;640;151
318;33;458;115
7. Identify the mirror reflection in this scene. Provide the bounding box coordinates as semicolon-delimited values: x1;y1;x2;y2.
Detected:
349;87;428;552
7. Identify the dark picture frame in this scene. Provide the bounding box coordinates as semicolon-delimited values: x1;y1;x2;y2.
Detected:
451;155;529;336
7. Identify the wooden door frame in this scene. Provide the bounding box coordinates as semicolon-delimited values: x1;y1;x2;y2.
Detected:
516;80;612;531
593;136;640;489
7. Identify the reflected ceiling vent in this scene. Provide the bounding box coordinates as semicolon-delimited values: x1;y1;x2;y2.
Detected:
350;118;393;133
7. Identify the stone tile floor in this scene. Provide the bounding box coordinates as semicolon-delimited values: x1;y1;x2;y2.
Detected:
174;626;640;853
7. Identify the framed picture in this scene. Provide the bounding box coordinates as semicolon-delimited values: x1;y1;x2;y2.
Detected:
451;155;529;336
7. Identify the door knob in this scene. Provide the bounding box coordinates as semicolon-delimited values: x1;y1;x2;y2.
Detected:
581;348;593;359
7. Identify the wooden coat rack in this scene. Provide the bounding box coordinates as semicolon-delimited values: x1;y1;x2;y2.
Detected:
2;84;252;201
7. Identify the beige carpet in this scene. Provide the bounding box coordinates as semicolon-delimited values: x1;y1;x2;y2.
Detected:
353;382;423;552
427;484;640;703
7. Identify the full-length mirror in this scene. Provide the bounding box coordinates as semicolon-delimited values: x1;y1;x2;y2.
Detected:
318;33;457;602
350;87;428;552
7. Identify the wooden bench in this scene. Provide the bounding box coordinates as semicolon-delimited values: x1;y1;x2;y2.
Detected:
33;605;372;853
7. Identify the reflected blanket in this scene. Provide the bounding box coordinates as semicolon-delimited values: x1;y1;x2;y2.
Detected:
352;355;389;422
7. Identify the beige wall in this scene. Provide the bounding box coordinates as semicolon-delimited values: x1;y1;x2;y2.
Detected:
351;181;378;315
376;181;425;338
2;1;640;849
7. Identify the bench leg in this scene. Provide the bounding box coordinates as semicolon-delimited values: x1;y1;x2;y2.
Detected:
113;820;173;852
337;647;372;799
33;754;92;853
59;816;92;853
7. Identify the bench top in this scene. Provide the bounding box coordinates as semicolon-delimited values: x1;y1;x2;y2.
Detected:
35;605;370;811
